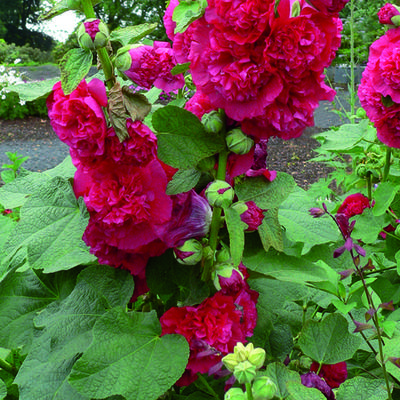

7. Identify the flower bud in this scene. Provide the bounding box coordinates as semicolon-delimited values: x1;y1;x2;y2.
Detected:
222;353;239;372
77;19;109;50
212;262;236;291
201;110;224;134
224;388;246;400
226;128;254;155
173;238;203;265
395;225;400;237
252;376;277;400
232;201;265;231
233;360;257;384
205;180;235;208
248;347;266;369
115;46;137;73
216;247;231;263
234;342;252;362
378;3;400;25
355;164;369;179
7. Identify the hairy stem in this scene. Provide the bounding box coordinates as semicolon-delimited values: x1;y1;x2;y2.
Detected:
349;0;355;116
245;382;254;400
383;147;392;182
0;357;17;377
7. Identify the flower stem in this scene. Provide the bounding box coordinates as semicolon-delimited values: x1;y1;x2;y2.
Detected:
80;0;115;90
245;382;254;400
349;0;355;117
0;357;17;377
383;147;392;182
367;172;372;201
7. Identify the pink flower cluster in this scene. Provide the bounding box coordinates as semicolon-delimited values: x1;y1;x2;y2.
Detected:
161;265;258;386
121;42;185;93
47;79;211;298
359;27;400;148
164;0;343;141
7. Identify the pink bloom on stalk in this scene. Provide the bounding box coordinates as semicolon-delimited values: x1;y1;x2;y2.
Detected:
161;267;258;386
84;19;101;41
123;42;184;92
337;193;371;219
378;3;400;25
239;201;266;231
47;79;108;158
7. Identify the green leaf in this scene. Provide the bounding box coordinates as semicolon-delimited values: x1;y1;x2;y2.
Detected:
166;169;201;195
336;376;388;400
110;23;158;46
0;379;5;400
286;381;326;400
312;121;377;153
172;0;208;33
0;170;15;184
331;299;357;315
5;77;59;102
14;265;134;400
298;313;362;364
4;177;96;273
40;0;101;20
60;48;93;95
69;308;189;400
258;208;283;252
235;172;296;209
144;87;163;104
266;362;300;399
372;181;400;216
43;156;76;179
171;62;191;75
380;336;400;382
351;209;390;244
152;106;225;169
224;206;245;267
0;267;77;352
278;187;339;254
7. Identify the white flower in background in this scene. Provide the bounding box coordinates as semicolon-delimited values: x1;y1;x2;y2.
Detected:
14;58;21;64
19;100;26;106
1;95;6;100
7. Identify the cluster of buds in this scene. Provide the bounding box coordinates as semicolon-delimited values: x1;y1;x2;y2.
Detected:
222;343;276;399
77;19;109;50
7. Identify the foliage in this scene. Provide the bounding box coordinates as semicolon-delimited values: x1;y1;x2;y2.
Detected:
0;40;53;65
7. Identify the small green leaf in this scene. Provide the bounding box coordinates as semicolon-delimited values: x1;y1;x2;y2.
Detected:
144;87;163;104
336;376;388;400
224;206;245;267
286;381;326;400
110;23;158;46
171;62;191;75
69;308;189;400
166;169;201;195
266;362;300;399
4;177;96;273
40;0;101;20
60;48;93;95
331;299;357;314
0;379;6;400
235;172;296;209
153;106;225;169
5;77;59;102
0;170;15;184
372;181;400;216
351;209;390;244
172;0;208;33
258;208;283;252
298;313;362;364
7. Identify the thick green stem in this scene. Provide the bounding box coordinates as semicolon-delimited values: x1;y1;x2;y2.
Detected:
80;0;115;89
349;0;355;116
382;147;392;182
0;357;17;377
245;382;254;400
367;172;372;201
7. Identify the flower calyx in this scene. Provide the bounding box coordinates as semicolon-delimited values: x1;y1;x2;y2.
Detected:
77;19;109;50
226;128;254;155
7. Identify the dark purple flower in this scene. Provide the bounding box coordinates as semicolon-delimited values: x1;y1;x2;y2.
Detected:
333;237;366;258
309;207;325;218
353;320;374;333
301;372;335;400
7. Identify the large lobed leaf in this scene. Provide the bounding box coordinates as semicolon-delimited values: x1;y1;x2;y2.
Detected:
4;177;96;273
69;308;190;400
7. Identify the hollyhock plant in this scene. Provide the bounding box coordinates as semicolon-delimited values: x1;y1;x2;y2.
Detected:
46;79;108;158
117;42;185;92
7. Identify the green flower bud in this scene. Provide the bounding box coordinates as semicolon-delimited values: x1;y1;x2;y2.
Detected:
226;128;254;155
212;262;236;291
234;342;252;362
356;107;367;119
202;110;224;134
173;239;203;265
222;353;239;372
77;19;109;50
395;225;400;237
184;74;196;90
355;164;369;179
224;388;246;400
233;360;257;384
252;376;277;400
205;180;234;208
248;347;266;370
216;247;231;263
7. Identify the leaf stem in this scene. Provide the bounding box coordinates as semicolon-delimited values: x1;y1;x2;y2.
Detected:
382;147;392;182
0;357;17;377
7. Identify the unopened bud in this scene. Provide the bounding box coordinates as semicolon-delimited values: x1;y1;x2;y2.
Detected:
205;180;234;208
252;376;277;400
77;19;109;50
226;128;254;155
222;353;239;372
201;110;224;134
224;388;246;400
173;239;203;265
234;342;252;362
248;347;266;370
233;360;257;384
212;262;236;291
